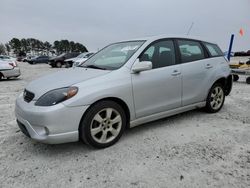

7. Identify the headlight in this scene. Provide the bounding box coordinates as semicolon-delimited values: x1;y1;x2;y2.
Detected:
35;87;78;106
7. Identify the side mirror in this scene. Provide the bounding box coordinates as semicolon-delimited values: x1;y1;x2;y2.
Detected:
132;59;152;73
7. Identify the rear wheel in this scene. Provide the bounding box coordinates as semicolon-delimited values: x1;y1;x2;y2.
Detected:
233;75;239;82
79;100;126;148
0;73;3;80
205;83;225;113
65;62;70;68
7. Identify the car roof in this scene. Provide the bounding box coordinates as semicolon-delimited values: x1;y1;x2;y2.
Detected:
120;34;216;45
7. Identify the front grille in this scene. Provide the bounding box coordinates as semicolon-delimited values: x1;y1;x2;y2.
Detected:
23;89;35;102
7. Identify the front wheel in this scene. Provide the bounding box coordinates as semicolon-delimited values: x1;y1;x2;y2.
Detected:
205;83;225;113
79;101;126;148
56;61;62;68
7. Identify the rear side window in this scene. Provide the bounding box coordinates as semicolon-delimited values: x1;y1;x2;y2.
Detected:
177;40;205;63
204;43;223;57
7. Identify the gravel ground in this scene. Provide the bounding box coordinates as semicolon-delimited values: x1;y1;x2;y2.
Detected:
0;60;249;188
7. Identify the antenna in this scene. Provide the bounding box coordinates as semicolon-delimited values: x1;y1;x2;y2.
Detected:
186;22;194;35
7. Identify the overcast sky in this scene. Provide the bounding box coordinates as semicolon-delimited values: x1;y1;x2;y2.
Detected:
1;0;249;51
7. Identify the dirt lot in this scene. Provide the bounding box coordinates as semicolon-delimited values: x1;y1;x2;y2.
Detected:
0;60;249;188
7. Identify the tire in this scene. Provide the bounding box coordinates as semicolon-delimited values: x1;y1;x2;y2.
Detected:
79;100;126;148
205;83;225;113
56;61;62;68
246;77;250;84
233;75;239;82
65;62;70;68
0;73;3;80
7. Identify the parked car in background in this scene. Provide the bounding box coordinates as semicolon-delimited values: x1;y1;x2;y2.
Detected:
64;52;89;67
27;55;50;64
72;52;95;67
0;59;21;79
64;52;94;67
48;52;80;68
23;55;37;62
15;35;232;148
16;56;25;62
0;55;16;61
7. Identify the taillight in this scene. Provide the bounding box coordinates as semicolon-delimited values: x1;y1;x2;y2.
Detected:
9;62;17;67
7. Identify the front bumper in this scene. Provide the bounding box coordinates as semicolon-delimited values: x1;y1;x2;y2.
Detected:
15;94;89;144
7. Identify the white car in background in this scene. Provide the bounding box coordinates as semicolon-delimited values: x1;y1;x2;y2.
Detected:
0;55;16;61
0;59;21;79
65;52;95;67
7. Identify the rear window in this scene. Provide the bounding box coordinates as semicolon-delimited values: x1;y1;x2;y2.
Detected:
204;43;223;57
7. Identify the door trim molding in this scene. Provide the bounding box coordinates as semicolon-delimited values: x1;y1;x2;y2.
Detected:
130;101;206;128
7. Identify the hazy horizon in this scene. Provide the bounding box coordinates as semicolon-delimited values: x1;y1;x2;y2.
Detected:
1;0;249;52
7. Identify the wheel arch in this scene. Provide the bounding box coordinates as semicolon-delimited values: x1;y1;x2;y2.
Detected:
213;75;232;96
207;75;232;97
78;97;131;132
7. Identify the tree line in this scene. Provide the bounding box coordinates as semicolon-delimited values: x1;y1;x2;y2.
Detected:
0;38;88;56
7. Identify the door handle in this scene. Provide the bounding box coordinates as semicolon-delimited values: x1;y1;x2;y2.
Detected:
171;70;181;76
206;64;213;69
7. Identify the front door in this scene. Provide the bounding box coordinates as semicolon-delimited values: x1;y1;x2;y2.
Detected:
132;39;182;118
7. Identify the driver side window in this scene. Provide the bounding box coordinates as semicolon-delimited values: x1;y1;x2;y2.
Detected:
139;40;176;69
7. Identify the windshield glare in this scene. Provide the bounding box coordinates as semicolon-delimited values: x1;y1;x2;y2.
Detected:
80;41;145;70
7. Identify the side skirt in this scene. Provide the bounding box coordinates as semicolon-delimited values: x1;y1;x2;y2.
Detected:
130;102;206;128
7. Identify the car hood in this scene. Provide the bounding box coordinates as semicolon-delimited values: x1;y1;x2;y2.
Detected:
26;68;111;100
65;57;78;62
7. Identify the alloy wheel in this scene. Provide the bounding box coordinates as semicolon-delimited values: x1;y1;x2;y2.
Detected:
90;108;122;144
210;86;224;110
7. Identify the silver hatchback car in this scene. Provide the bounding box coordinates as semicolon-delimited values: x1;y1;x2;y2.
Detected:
15;35;232;148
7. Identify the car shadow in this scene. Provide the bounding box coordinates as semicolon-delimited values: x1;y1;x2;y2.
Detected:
26;140;93;157
0;78;21;82
124;109;204;138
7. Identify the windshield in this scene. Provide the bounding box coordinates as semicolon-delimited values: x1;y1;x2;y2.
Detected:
80;41;145;70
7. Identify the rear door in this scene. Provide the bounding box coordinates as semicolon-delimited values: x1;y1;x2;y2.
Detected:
176;39;208;106
132;39;182;118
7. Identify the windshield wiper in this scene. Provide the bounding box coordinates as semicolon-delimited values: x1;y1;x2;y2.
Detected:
81;65;107;70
